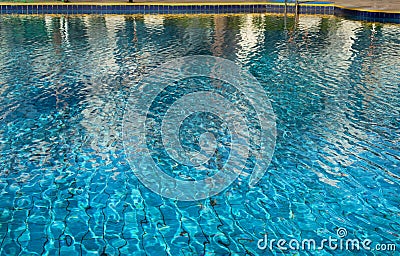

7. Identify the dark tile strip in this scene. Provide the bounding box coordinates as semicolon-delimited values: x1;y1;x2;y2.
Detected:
0;4;398;23
335;7;400;24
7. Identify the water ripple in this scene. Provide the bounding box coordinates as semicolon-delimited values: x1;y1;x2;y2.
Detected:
0;14;399;255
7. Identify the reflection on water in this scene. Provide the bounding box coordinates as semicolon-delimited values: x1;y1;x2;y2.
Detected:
0;14;399;255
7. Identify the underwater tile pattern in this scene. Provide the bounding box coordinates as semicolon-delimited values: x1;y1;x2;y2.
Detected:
0;14;400;255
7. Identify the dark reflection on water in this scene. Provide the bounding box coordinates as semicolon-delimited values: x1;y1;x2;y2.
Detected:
0;14;399;255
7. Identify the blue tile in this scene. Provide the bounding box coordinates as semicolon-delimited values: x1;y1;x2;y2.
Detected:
218;5;224;14
132;5;140;14
103;5;109;14
53;5;59;15
59;7;69;14
125;5;132;14
206;5;213;13
69;5;75;14
5;5;11;14
156;6;163;14
169;5;179;13
55;5;61;14
26;5;32;14
11;5;18;14
85;5;92;14
183;5;189;14
243;5;252;13
181;5;186;14
194;5;202;14
93;5;98;14
168;5;175;14
119;5;126;14
41;5;47;14
233;5;238;14
47;5;53;15
149;5;158;14
104;5;111;14
114;5;122;14
61;5;67;15
230;5;237;13
211;5;216;14
76;5;82;14
197;5;203;13
36;5;42;14
88;5;95;14
212;5;216;14
81;4;88;14
202;5;208;14
11;5;17;14
238;5;247;13
52;4;58;14
254;5;263;13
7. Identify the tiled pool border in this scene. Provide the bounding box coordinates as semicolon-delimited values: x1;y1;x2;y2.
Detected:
0;2;335;15
0;2;399;23
334;5;400;24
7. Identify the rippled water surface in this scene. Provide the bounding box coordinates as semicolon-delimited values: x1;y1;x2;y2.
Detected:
0;14;399;255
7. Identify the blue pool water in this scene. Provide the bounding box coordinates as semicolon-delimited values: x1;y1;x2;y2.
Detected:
0;15;399;255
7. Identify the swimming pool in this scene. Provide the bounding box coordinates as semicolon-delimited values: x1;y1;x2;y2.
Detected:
0;14;399;255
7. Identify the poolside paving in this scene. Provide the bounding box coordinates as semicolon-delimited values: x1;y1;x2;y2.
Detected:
324;0;400;12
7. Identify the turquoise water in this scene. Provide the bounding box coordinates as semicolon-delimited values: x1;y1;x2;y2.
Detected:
0;15;399;255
